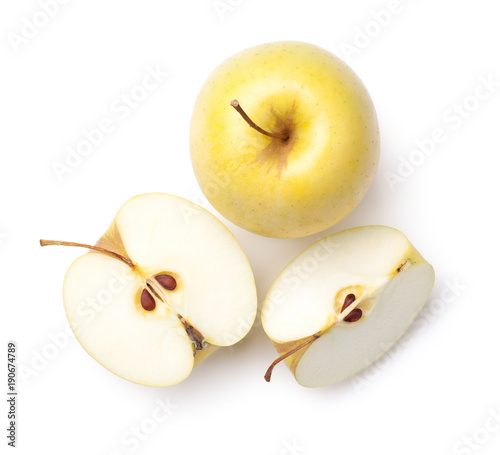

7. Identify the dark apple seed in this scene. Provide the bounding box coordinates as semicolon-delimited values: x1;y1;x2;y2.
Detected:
344;308;362;323
155;274;177;290
141;289;156;311
342;293;356;312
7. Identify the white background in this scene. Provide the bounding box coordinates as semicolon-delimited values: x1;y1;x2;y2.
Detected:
1;1;500;454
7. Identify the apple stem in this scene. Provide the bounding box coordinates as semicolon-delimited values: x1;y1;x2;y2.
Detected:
264;334;320;382
230;99;289;141
39;239;135;269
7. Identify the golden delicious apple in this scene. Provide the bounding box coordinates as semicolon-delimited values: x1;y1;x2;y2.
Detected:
190;41;379;238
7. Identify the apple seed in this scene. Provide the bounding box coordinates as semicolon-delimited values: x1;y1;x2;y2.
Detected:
155;274;177;290
341;293;356;311
341;293;362;323
344;309;362;323
140;289;156;311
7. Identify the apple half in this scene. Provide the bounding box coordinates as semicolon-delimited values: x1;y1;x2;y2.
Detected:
261;226;435;388
41;193;257;386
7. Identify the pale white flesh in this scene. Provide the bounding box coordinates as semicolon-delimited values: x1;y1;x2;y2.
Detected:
261;226;434;388
63;193;257;386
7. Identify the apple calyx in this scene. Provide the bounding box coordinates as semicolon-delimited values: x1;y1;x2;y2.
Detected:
230;99;289;141
40;238;209;356
396;258;415;273
264;293;363;382
178;315;207;356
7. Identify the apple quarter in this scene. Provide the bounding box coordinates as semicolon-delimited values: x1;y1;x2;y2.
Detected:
261;226;435;387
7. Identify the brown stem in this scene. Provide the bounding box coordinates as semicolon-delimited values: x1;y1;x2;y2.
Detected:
39;239;135;269
230;99;289;141
264;334;320;382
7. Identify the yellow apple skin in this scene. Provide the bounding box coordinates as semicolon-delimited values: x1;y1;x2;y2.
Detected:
190;41;379;238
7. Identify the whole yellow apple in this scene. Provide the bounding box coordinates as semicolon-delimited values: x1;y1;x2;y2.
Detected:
190;41;379;238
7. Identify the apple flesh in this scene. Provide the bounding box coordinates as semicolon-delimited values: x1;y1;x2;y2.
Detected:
41;193;257;386
261;226;435;387
190;41;379;238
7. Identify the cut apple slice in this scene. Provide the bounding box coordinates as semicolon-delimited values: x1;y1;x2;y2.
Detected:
41;193;257;386
261;226;434;388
